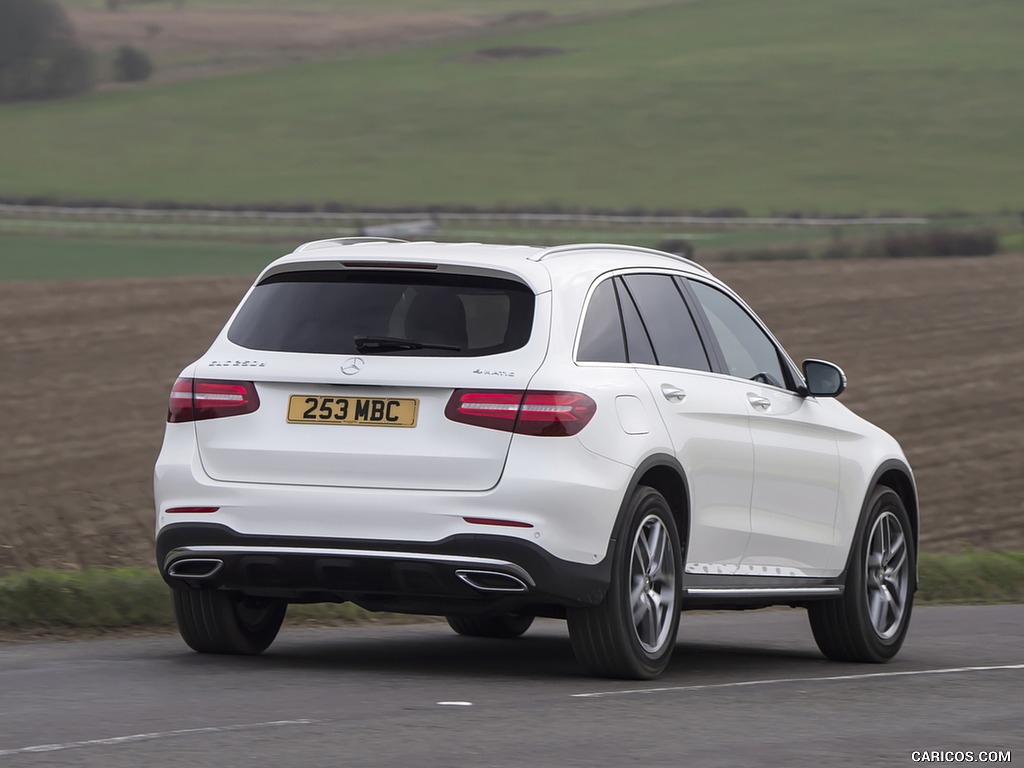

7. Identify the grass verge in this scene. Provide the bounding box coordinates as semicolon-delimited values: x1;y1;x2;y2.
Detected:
916;551;1024;605
0;568;378;632
1;553;1021;633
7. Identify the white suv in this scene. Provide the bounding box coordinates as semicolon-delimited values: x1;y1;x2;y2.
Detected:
155;239;917;679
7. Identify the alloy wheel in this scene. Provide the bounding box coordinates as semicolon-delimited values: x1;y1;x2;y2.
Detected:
629;514;677;653
864;510;910;640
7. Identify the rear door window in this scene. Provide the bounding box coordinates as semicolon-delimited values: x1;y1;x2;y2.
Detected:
228;270;534;356
620;274;711;372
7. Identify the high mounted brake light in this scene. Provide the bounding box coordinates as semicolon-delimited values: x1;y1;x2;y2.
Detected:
340;262;438;270
167;378;260;423
445;390;596;436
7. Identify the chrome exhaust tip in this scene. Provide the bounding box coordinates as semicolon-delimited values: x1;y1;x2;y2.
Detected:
167;558;224;580
455;569;529;593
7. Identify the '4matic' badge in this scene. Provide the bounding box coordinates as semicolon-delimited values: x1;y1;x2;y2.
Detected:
209;360;266;368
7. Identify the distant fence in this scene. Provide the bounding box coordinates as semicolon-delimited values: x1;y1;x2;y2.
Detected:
0;204;930;231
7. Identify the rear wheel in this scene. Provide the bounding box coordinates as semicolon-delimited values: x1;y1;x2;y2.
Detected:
445;613;534;639
567;486;682;679
808;486;915;662
172;588;286;655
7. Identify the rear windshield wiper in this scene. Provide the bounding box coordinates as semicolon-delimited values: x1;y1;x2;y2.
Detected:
353;335;462;353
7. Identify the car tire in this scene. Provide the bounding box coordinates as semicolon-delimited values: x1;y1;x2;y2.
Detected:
445;614;534;639
172;588;286;655
567;485;682;679
808;486;915;662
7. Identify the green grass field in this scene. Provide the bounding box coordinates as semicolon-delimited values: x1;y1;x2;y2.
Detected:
2;210;1018;279
60;0;657;13
1;0;1021;214
0;235;281;279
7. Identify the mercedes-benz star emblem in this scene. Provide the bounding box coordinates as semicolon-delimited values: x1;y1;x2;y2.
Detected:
340;357;365;375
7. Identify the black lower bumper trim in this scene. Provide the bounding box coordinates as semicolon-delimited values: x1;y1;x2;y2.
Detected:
156;523;611;613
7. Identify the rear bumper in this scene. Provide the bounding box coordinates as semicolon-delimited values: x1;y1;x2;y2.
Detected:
155;421;633;567
157;523;611;615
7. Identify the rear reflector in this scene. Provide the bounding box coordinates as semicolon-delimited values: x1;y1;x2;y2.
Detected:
445;390;596;436
167;378;260;423
463;517;534;528
166;507;220;514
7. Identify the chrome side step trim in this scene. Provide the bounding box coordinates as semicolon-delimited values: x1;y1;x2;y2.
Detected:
166;545;536;587
685;586;843;598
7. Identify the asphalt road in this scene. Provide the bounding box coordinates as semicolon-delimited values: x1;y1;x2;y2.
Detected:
1;605;1021;767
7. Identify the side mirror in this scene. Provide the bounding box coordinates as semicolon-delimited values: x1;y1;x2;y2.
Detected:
802;359;846;398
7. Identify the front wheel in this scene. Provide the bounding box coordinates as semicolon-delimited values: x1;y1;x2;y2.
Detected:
808;486;915;662
173;588;286;655
567;486;682;679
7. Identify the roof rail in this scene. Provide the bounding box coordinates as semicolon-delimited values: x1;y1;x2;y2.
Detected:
531;243;710;273
294;236;409;253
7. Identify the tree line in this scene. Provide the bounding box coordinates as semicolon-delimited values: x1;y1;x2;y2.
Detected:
0;0;153;102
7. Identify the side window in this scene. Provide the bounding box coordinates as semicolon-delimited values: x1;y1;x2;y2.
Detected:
621;274;711;371
614;278;657;365
578;278;626;363
688;280;788;388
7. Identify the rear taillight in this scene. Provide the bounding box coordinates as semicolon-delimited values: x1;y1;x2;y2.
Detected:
167;378;260;423
445;389;596;436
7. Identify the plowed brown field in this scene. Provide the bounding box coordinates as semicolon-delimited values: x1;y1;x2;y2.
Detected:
1;256;1022;576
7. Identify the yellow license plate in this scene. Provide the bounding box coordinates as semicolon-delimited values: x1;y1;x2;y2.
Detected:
287;395;418;427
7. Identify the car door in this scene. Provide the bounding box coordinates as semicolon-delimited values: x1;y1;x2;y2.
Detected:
615;273;755;574
686;278;842;577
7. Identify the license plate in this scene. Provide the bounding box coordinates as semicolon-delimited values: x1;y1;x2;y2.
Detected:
287;395;418;427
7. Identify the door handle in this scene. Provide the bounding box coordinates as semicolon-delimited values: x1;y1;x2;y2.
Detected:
747;393;771;410
661;384;687;403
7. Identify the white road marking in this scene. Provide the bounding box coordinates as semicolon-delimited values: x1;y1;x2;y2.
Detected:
437;701;474;706
0;719;319;757
572;663;1024;699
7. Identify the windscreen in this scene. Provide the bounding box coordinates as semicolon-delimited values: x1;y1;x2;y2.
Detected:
228;270;535;356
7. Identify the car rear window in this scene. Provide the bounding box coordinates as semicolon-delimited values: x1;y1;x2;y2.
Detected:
228;270;535;356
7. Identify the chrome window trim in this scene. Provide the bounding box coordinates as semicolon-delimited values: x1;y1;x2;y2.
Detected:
571;268;806;396
575;355;801;399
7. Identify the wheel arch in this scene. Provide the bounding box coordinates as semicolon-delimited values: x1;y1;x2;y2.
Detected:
608;454;691;560
846;459;920;589
877;464;919;551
